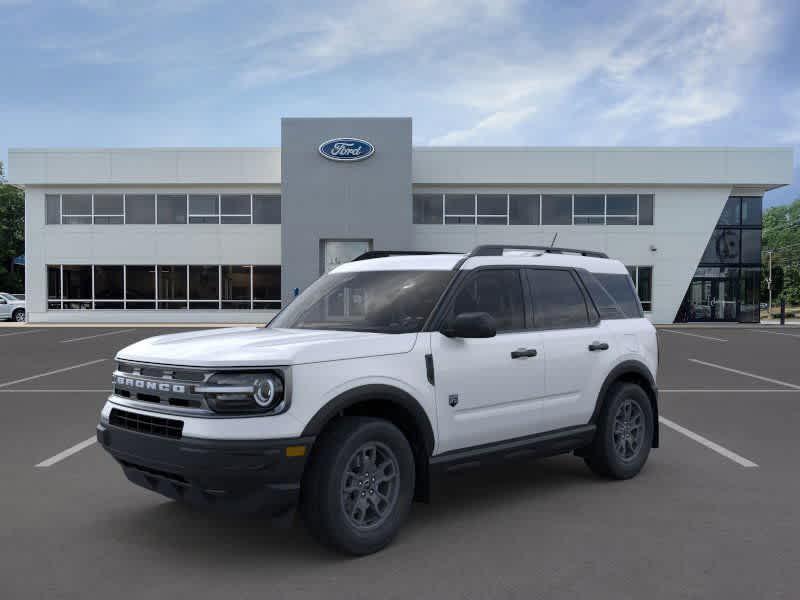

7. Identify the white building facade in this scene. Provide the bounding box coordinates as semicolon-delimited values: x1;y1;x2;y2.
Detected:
9;118;794;325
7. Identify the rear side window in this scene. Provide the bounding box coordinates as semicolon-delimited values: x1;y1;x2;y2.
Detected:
577;271;625;320
526;269;590;329
593;273;643;318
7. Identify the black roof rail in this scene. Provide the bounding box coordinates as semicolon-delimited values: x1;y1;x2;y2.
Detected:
352;250;461;262
469;245;609;259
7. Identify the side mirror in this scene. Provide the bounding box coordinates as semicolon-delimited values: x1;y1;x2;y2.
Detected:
442;312;496;338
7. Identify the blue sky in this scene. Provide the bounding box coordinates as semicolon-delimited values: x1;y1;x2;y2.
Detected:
1;0;798;206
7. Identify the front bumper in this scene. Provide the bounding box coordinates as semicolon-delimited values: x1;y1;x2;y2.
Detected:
97;423;314;516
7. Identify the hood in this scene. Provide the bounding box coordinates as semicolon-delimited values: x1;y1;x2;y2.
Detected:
116;327;418;368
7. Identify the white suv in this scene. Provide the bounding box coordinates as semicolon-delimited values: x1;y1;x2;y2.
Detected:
97;245;659;555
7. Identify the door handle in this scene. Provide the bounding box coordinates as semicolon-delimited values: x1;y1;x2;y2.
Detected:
511;348;538;359
588;341;609;351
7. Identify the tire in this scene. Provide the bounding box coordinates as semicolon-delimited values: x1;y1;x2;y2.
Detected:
301;417;415;555
584;382;653;480
12;309;25;322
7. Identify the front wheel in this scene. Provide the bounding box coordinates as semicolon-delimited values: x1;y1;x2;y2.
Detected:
301;417;415;555
585;382;653;479
12;309;25;322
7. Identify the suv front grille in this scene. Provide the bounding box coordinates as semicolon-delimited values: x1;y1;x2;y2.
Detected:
109;408;184;439
113;361;212;414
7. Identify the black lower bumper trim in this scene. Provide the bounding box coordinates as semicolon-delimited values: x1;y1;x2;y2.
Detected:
97;423;314;515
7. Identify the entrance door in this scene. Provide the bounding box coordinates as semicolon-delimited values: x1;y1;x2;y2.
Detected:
685;278;738;321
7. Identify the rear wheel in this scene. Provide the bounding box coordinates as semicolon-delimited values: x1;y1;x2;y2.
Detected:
301;417;415;555
12;309;25;322
585;382;653;479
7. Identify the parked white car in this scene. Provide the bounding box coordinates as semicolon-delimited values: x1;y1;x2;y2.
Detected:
0;293;25;322
97;245;659;555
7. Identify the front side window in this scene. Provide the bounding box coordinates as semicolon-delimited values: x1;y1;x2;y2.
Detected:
271;270;453;333
527;268;590;329
449;269;525;332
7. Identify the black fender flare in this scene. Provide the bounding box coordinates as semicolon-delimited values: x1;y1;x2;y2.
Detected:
301;384;436;456
590;360;659;448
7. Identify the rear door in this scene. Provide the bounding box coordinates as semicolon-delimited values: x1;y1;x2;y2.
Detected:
431;268;546;453
525;268;617;432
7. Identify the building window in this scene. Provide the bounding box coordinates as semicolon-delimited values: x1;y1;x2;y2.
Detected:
189;194;219;224
541;195;572;225
93;195;124;224
221;194;251;224
47;264;281;310
157;194;187;224
253;194;281;224
509;194;540;225
626;266;653;312
413;192;655;226
46;194;61;225
125;194;155;225
62;194;92;224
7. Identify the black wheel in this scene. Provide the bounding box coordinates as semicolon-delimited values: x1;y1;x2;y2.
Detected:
301;417;415;555
12;309;25;322
585;382;653;479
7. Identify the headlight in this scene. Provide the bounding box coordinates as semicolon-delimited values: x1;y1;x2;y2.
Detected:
196;372;287;415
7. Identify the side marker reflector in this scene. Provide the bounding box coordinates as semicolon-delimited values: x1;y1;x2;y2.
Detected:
286;445;306;457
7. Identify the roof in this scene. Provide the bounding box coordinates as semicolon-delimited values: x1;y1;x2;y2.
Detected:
331;251;628;275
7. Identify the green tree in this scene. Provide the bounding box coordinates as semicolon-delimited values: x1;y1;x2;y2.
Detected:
762;197;800;306
0;162;25;293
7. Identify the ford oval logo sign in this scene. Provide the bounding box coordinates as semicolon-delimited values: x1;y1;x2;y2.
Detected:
318;138;375;162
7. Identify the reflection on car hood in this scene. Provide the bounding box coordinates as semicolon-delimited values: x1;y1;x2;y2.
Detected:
116;327;418;367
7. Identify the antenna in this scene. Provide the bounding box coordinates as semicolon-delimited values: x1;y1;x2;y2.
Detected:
550;233;558;248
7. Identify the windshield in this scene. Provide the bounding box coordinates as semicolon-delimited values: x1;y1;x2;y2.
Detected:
270;270;453;333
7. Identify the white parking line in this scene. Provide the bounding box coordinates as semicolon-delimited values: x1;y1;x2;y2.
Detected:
35;436;97;468
0;359;106;388
659;416;758;468
661;388;800;393
660;329;727;342
748;329;800;338
60;329;136;343
0;329;44;338
689;358;800;390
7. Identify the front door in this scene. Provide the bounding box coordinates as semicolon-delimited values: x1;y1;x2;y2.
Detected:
431;268;546;453
685;278;738;321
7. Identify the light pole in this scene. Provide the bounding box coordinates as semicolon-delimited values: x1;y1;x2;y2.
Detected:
767;250;773;319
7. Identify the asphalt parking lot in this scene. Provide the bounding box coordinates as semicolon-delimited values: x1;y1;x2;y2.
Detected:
2;324;799;599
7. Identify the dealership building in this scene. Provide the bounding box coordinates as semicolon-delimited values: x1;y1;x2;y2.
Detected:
8;117;794;324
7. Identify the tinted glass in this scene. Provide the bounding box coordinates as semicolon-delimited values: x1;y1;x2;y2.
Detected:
62;265;91;299
189;194;219;219
541;195;571;225
94;194;123;214
717;197;740;226
222;265;251;301
450;269;525;332
253;194;281;224
739;267;760;323
46;194;60;224
574;195;604;215
477;194;507;215
253;266;281;300
157;194;187;224
47;265;61;299
271;270;452;333
638;194;654;225
594;273;642;318
221;194;250;215
528;269;589;328
606;194;636;215
445;194;474;215
62;194;91;215
702;229;740;263
577;271;624;319
740;229;761;263
93;266;123;299
125;194;155;224
158;266;187;300
126;266;155;299
637;267;653;311
509;194;539;225
741;196;762;226
189;265;219;300
413;194;443;224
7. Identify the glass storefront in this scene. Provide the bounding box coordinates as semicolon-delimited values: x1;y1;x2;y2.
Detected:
676;197;762;323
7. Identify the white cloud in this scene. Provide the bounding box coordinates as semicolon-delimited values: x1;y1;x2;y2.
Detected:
429;107;536;145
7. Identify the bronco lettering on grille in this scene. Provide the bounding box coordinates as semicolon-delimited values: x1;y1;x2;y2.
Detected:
114;375;186;394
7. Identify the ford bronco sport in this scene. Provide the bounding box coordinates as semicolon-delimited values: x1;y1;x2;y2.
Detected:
97;245;659;555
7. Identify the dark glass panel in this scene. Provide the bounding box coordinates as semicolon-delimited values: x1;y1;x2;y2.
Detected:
527;268;589;329
606;194;636;215
46;194;60;224
638;194;654;225
476;194;507;216
158;266;187;300
444;194;474;215
189;265;219;301
741;196;762;226
157;194;187;224
701;229;740;263
125;194;156;224
62;266;91;299
574;195;604;215
93;266;123;299
47;266;61;299
253;266;280;300
717;197;741;226
222;266;251;301
126;266;156;299
541;195;571;225
253;194;281;224
509;194;540;225
740;229;761;263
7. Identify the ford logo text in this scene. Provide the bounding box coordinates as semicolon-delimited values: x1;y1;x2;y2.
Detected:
318;138;375;162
